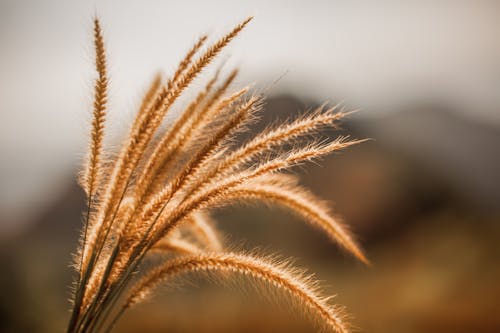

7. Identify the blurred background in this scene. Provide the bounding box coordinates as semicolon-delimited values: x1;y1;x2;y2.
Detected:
1;0;499;332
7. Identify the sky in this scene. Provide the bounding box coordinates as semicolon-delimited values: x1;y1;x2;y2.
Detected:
1;0;500;234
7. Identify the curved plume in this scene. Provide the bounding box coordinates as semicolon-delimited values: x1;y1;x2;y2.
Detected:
125;252;350;333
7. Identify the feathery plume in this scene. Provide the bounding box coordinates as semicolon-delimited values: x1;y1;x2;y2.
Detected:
184;106;349;192
153;138;363;243
130;72;163;134
68;16;367;333
80;18;108;198
230;181;368;263
184;211;223;251
124;253;350;333
84;18;252;276
152;237;202;255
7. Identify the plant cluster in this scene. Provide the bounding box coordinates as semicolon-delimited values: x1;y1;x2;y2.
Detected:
67;17;367;333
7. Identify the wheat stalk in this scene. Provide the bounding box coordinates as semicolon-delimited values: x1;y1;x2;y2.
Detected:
67;16;368;333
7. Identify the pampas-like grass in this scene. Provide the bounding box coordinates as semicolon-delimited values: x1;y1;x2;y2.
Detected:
67;16;367;333
123;253;350;333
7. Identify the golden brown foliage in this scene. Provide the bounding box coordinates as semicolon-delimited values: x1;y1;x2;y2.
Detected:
67;16;367;333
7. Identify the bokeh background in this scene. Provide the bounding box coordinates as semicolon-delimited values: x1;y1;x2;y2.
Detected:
1;1;499;332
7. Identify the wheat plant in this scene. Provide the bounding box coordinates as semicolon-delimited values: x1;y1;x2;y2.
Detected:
67;17;368;333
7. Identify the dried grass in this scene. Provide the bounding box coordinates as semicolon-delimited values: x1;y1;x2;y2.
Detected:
67;16;367;333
